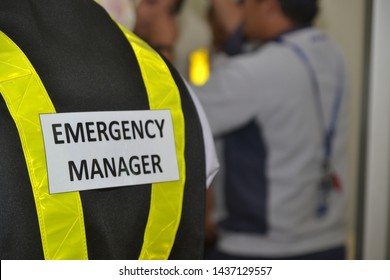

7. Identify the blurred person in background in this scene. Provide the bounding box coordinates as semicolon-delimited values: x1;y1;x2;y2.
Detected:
195;0;348;260
203;0;246;256
208;0;247;56
96;0;136;30
97;0;183;62
133;0;183;62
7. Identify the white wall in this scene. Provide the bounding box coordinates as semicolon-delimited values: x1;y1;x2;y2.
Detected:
316;0;368;259
362;0;390;260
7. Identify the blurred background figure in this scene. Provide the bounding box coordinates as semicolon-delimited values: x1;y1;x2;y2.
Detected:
203;0;247;258
195;0;349;259
96;0;136;30
97;0;184;62
188;0;249;87
133;0;184;61
207;0;247;56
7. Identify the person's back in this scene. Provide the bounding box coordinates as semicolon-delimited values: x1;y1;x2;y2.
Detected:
196;0;347;259
215;28;347;258
0;0;211;259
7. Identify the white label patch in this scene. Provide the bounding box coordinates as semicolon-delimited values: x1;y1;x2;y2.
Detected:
40;110;179;194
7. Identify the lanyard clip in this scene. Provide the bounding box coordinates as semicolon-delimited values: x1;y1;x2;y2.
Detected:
316;160;342;218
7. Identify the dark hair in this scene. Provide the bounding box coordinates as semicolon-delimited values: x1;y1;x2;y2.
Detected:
278;0;319;25
173;0;184;15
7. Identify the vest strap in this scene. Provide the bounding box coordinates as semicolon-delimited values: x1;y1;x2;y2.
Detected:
119;26;186;260
0;31;88;260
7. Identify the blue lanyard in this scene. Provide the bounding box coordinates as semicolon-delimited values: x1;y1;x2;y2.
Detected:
275;36;344;164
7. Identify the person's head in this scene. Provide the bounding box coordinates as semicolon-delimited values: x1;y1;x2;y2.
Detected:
133;0;183;41
243;0;319;41
278;0;318;25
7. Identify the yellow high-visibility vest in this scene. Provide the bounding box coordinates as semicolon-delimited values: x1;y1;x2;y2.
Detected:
0;26;186;260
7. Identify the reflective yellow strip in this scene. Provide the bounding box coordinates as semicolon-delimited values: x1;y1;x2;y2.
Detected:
119;26;186;260
0;32;88;260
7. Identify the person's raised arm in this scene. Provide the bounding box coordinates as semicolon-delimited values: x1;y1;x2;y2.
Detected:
210;0;243;36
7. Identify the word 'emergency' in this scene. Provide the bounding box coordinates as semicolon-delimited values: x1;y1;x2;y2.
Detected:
51;119;165;144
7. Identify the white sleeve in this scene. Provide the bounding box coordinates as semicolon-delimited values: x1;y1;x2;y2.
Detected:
193;54;262;137
184;79;220;188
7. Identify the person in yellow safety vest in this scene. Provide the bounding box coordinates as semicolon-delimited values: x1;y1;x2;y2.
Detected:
0;0;218;260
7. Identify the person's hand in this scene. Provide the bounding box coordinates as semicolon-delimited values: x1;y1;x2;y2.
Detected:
148;12;178;62
210;0;243;36
133;0;179;62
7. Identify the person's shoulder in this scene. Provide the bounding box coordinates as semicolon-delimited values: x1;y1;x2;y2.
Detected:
286;27;341;53
246;41;302;74
226;41;290;71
